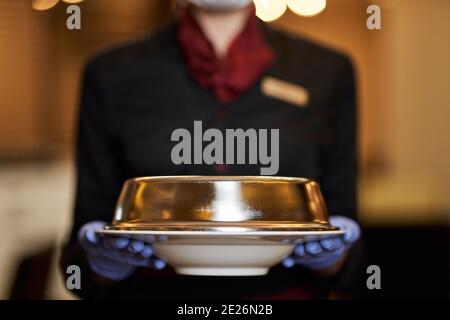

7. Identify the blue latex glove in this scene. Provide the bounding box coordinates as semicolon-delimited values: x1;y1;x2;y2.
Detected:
282;216;361;271
78;221;166;281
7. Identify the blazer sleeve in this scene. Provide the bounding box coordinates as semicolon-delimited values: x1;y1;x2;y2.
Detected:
318;56;358;221
60;60;126;298
317;57;364;293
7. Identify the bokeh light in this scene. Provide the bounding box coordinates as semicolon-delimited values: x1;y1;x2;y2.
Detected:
253;0;287;22
62;0;85;4
32;0;84;11
32;0;60;11
287;0;326;17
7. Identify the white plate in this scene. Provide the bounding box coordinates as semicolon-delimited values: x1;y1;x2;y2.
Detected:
97;229;345;276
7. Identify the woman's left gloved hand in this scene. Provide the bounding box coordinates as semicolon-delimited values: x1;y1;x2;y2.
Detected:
282;216;361;271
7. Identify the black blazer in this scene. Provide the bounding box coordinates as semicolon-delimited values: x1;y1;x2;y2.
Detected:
61;22;361;299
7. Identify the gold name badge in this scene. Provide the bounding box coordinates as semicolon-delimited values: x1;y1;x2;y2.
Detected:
261;77;309;107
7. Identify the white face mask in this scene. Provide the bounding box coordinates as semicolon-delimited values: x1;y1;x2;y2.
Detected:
188;0;252;11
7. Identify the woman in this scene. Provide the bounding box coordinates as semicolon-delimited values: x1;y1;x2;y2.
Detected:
61;0;362;299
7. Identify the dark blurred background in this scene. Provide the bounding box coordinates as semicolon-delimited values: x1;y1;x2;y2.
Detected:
0;0;448;299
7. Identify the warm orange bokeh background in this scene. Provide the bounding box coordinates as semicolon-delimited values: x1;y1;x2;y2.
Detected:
0;0;448;298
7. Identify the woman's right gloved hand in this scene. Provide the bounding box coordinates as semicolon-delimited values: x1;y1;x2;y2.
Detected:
78;221;166;281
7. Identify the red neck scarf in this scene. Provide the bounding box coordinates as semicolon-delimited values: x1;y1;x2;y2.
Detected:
177;8;274;104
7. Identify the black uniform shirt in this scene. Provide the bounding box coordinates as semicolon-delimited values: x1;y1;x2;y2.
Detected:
61;22;361;299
